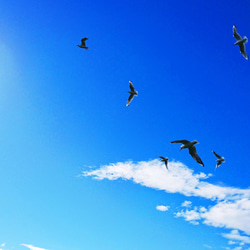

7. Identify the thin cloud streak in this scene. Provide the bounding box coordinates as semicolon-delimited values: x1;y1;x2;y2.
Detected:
21;244;49;250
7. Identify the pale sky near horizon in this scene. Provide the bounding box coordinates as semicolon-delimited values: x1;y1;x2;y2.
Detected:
0;0;250;249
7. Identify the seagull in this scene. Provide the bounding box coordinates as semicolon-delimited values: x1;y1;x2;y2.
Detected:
171;140;204;167
159;156;169;169
212;151;225;170
77;38;88;49
233;25;248;60
126;81;138;106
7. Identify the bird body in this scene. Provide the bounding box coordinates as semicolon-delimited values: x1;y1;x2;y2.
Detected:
178;140;199;150
234;37;248;46
77;37;88;49
171;140;204;167
126;81;138;106
212;151;225;170
159;156;169;169
233;25;248;60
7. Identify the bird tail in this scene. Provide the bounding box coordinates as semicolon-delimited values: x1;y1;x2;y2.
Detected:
215;163;219;171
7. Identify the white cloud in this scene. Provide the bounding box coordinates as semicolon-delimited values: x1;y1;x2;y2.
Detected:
175;201;250;240
204;244;212;248
199;206;207;212
0;242;6;250
181;200;192;207
83;160;250;201
175;207;201;224
21;244;49;250
83;159;250;245
229;241;237;245
222;230;250;244
203;199;250;234
156;205;169;211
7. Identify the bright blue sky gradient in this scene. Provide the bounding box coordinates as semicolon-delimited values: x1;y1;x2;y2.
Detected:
0;0;250;249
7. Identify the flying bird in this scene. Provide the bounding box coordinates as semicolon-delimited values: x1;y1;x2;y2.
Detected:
77;38;88;49
159;156;169;169
233;25;248;60
212;150;225;170
126;81;138;106
171;140;204;167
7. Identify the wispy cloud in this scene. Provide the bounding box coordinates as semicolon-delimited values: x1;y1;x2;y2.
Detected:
175;206;204;225
156;205;170;211
181;200;192;207
222;230;250;244
21;244;49;250
204;244;212;249
82;159;250;247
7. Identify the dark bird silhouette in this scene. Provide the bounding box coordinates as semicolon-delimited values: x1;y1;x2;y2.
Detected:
159;156;169;169
171;140;204;167
212;151;225;170
77;38;88;49
233;25;248;60
126;81;138;106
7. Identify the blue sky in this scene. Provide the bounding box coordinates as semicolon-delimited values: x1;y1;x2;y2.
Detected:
0;0;250;249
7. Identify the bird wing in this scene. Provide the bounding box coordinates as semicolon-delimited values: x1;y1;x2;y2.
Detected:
129;81;135;92
81;37;88;42
171;140;190;144
81;38;88;46
239;43;248;59
189;146;204;167
233;25;242;40
159;157;168;169
212;150;221;159
165;162;168;169
126;93;135;106
215;161;222;170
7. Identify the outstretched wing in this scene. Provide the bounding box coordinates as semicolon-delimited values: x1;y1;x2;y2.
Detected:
81;37;88;46
126;93;135;106
233;25;242;41
171;140;190;144
159;156;168;169
239;43;248;59
164;161;168;169
189;146;204;167
129;81;135;92
212;150;221;159
81;37;88;42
